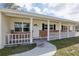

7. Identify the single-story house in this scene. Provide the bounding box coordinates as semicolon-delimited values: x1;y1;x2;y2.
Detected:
0;8;79;49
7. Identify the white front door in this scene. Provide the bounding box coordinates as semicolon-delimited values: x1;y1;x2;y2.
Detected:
33;25;39;38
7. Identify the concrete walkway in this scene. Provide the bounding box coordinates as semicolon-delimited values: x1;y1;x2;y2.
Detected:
11;40;57;56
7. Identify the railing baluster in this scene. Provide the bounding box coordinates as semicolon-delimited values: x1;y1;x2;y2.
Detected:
15;34;17;44
6;33;30;45
19;34;21;44
18;34;19;44
21;34;22;44
23;34;25;43
10;34;12;45
13;34;14;44
8;34;10;45
12;34;13;45
24;34;25;43
27;33;29;43
19;34;20;44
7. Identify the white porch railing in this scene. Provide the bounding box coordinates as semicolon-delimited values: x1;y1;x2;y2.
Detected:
6;34;30;45
49;32;76;40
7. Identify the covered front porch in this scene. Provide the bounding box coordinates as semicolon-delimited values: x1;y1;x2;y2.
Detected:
4;15;76;45
0;10;78;49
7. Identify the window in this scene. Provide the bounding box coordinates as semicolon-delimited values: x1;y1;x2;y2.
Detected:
61;25;67;31
15;22;22;32
42;23;56;30
42;23;47;30
15;22;30;32
23;23;30;31
50;24;56;30
75;26;79;32
61;25;63;31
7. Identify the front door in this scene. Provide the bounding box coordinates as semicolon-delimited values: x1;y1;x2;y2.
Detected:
33;24;39;38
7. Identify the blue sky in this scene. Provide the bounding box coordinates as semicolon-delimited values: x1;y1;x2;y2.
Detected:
0;3;5;8
0;3;79;21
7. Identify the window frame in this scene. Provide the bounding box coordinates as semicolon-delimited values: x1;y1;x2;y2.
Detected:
14;22;30;32
61;25;67;31
14;22;22;32
42;23;56;31
50;24;56;30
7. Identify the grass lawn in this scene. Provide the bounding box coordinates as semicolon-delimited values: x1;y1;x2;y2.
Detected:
49;37;79;56
0;43;36;56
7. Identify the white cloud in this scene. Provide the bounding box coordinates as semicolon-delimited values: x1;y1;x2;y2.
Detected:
46;3;79;21
16;3;32;11
16;3;79;21
33;7;42;14
15;3;24;7
48;3;58;8
24;3;32;11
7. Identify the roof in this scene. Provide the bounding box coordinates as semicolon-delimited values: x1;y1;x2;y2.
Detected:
0;8;79;25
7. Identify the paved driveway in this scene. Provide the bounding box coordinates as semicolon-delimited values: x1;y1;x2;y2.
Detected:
11;39;57;56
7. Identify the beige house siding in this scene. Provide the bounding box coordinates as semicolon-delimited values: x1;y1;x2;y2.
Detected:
9;17;30;31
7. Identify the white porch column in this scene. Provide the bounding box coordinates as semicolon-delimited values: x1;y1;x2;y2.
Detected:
59;22;61;39
0;13;4;49
47;20;50;41
67;25;69;38
30;17;33;43
73;25;76;32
